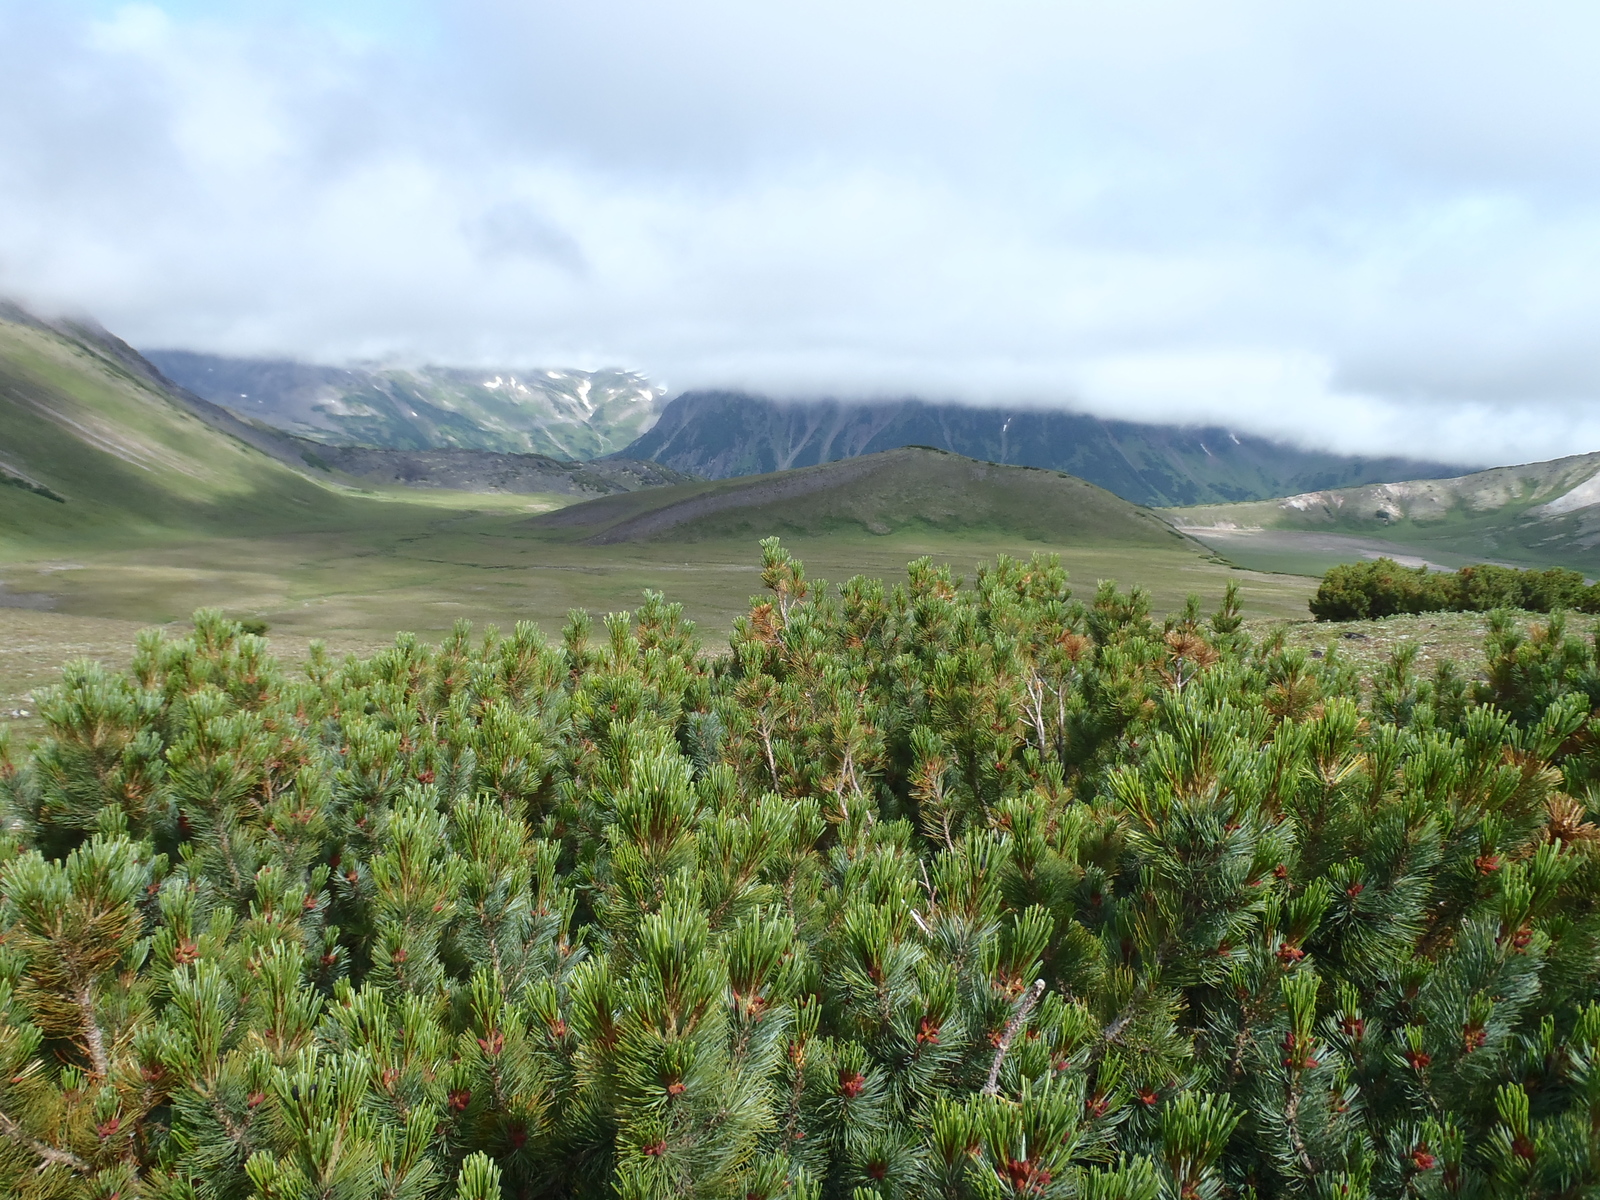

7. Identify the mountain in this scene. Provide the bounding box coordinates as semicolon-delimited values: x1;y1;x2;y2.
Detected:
0;303;373;550
0;305;688;561
1;303;1298;635
615;390;1470;508
531;446;1202;549
145;350;666;459
1168;452;1600;575
141;392;697;497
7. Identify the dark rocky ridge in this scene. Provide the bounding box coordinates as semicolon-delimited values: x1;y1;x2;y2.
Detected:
617;390;1470;508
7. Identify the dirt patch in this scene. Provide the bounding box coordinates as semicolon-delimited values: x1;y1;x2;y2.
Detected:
0;582;55;610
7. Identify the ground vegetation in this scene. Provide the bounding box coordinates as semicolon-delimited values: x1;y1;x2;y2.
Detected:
0;543;1596;1199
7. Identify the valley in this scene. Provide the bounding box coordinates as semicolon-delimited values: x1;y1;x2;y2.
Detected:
10;298;1600;748
0;304;1323;740
138;351;1477;508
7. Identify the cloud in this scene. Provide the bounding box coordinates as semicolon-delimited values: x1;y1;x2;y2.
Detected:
4;0;1600;464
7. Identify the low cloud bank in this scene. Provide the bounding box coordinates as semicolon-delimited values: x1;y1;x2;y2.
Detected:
6;1;1600;465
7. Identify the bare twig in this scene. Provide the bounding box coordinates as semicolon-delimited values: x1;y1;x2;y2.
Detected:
75;984;108;1080
982;979;1047;1095
1284;1086;1317;1178
757;721;781;793
1102;1009;1133;1045
0;1109;89;1173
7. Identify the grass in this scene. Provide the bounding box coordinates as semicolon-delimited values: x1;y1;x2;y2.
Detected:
531;448;1194;549
1253;609;1506;681
0;524;1320;642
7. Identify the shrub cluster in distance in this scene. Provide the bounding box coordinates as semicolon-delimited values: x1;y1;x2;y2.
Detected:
0;538;1598;1199
1310;557;1600;622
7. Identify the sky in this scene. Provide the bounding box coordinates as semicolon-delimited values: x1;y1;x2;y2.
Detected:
3;1;1600;466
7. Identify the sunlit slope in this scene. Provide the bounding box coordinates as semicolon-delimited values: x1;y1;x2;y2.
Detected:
1166;452;1600;574
0;311;380;551
532;446;1206;549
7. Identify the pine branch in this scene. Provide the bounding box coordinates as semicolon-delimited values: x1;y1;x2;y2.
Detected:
982;979;1046;1095
208;1090;251;1153
0;1108;90;1173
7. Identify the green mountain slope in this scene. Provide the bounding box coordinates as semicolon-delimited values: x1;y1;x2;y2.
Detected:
1166;452;1600;575
0;305;695;556
616;389;1469;507
0;307;381;551
532;446;1204;549
147;350;665;459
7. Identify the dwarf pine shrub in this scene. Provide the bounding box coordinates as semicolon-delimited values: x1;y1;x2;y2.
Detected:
1311;558;1599;622
0;538;1597;1200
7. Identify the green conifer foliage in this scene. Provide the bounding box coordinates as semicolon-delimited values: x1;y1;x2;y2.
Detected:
0;549;1598;1199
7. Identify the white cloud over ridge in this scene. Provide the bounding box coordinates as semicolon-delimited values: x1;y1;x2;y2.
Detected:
4;1;1600;464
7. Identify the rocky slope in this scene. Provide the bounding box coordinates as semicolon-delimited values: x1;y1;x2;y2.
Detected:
0;303;371;548
1168;452;1600;573
282;441;695;496
147;351;666;459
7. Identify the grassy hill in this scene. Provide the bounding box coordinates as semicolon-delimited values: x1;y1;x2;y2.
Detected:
616;389;1469;507
1166;452;1600;576
532;446;1204;549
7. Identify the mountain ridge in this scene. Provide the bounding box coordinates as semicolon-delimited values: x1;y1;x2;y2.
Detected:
614;389;1471;508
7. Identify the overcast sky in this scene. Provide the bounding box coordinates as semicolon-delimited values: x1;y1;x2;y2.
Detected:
4;1;1600;465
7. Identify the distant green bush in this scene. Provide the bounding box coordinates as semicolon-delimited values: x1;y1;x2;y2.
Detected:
1311;557;1599;621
